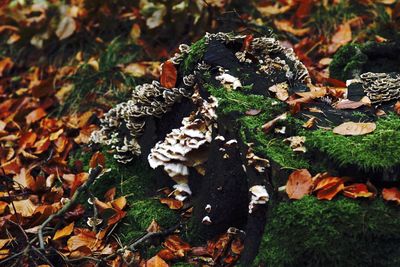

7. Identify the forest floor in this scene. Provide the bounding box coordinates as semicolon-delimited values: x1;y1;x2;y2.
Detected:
0;1;399;266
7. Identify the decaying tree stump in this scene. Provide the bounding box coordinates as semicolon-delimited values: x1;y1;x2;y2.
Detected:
91;31;400;265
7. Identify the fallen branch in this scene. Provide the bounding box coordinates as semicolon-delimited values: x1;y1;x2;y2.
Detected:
128;223;182;250
37;166;103;250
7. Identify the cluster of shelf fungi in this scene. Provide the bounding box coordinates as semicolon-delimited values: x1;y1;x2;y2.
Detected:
91;32;400;264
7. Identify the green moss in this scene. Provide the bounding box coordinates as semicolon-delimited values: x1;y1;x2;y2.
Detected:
329;44;367;81
69;148;155;201
255;196;400;267
205;84;310;170
125;199;180;230
303;114;400;171
181;37;207;75
171;263;193;267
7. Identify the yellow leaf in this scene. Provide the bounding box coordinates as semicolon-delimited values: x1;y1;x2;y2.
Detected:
53;222;74;240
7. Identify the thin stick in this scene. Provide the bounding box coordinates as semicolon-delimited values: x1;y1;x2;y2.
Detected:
37;166;103;249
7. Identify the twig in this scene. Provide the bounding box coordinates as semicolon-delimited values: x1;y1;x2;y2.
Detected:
37;166;103;250
128;223;181;250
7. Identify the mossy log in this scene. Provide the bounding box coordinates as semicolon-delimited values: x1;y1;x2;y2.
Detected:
90;32;400;265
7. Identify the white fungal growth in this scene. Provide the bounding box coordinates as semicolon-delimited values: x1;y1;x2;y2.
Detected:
215;68;242;90
205;204;211;213
202;216;212;225
249;185;270;214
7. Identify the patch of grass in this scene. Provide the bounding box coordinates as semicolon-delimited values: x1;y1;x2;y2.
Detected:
59;37;141;114
303;114;400;171
255;196;400;267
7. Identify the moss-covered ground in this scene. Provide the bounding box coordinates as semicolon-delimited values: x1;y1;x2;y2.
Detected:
255;196;400;267
69;148;180;244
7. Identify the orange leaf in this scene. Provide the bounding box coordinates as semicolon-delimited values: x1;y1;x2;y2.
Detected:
160;61;177;89
67;232;99;251
146;255;169;267
286;169;313;199
34;137;51;154
394;101;400;115
315;177;345;200
0;57;13;77
382;187;400;204
343;183;373;199
159;198;183;210
163;235;190;257
1;157;21;175
111;196;127;211
53;135;68;153
26;107;47;124
157;248;177;261
53;222;74;240
89;151;106;168
10;199;37;217
18;132;37;150
0;201;9;215
314;177;344;191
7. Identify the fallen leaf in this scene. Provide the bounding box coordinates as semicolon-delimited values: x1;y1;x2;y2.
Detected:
274;19;310;36
382;187;400;204
343;183;373;199
286;169;313;199
0;57;14;77
314;177;345;200
334;99;365;110
262;113;287;133
146;255;169;267
26;107;47;124
160;198;183;210
10;199;37;217
333;122;376;136
56;16;76;40
328;22;352;53
394;101;400;115
53;222;74;240
89;151;106;168
160;61;177;89
245;109;261;116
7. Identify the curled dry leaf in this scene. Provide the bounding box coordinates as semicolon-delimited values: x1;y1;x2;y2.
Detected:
160;61;177;89
333;122;376;136
286;169;313;199
26;107;47;124
343;183;373;199
314;177;345;200
334;99;365;110
382;187;400;204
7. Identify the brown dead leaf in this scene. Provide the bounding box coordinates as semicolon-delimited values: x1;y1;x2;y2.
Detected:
314;177;345;200
146;255;169;267
89;151;106;168
274;19;310;36
382;187;400;204
343;183;373;199
53;222;74;240
0;57;13;77
26;107;47;124
56;16;76;40
394;101;400;115
160;61;177;89
10;199;37;217
334;99;365;110
160;198;183;210
328;22;352;53
262;113;287;133
286;169;313;199
333;122;376;136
